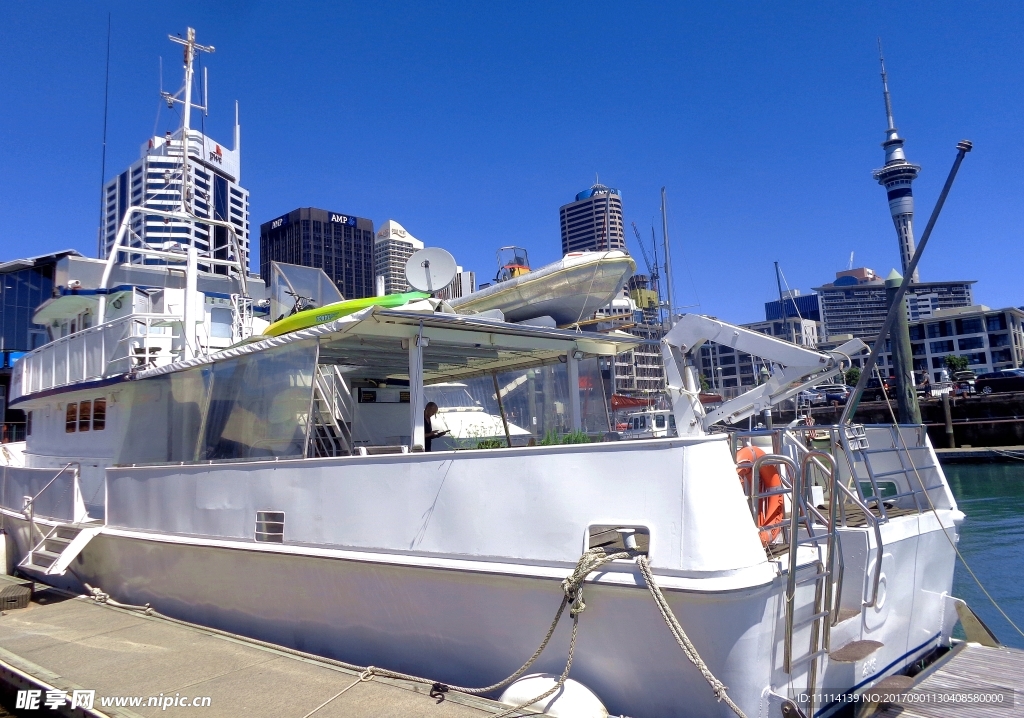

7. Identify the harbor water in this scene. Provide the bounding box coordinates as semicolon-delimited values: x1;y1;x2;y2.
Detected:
944;461;1024;649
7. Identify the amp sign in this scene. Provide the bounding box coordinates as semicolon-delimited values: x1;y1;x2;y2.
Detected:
329;213;357;226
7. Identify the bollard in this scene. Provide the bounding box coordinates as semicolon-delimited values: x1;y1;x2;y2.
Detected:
942;392;955;448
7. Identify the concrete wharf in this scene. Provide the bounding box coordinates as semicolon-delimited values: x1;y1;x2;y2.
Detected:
871;642;1024;717
0;583;526;718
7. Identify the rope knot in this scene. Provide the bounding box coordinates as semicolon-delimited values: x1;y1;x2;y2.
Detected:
560;547;630;616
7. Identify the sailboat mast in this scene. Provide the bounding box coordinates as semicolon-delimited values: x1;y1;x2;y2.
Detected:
660;187;674;326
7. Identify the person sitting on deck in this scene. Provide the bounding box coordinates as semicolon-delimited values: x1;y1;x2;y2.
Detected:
424;402;449;452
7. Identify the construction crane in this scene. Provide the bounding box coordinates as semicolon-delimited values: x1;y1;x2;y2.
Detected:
631;222;663;323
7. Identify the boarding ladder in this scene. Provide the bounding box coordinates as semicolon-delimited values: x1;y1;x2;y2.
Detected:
734;432;843;718
19;522;103;577
308;365;355;457
16;462;103;578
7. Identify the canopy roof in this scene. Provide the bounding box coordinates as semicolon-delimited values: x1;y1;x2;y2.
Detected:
137;304;640;384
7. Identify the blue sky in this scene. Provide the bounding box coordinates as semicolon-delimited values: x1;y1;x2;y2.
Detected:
1;2;1021;323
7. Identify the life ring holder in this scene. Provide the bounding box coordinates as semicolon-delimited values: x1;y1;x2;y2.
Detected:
735;445;786;546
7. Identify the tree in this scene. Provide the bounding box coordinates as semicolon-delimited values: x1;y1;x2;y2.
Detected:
844;367;861;387
699;373;710;392
944;355;969;373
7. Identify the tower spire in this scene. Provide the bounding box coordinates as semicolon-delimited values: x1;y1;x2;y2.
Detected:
878;38;896;134
871;42;921;283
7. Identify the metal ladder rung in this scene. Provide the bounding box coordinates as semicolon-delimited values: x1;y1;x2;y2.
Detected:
788;649;829;668
868;467;918;480
792;610;831;627
795;571;830;586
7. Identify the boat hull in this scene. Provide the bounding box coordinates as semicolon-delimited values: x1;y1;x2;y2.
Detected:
450;251;635;325
1;511;958;718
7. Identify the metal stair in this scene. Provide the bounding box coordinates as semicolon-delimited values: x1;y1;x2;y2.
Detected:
308;365;355;457
19;523;102;577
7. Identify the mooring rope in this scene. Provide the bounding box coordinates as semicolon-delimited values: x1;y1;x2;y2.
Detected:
81;546;746;717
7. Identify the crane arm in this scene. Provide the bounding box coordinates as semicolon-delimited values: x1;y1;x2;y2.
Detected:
661;314;868;436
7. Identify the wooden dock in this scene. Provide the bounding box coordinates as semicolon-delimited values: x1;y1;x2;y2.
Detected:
871;642;1024;717
934;445;1024;463
0;585;526;718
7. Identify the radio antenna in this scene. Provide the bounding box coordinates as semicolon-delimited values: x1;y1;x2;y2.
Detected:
97;13;111;258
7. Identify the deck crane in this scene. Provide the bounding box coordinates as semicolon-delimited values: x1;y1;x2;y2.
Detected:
661;314;868;436
630;222;663;323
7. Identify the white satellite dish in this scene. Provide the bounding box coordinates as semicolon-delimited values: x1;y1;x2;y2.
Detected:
405;247;458;293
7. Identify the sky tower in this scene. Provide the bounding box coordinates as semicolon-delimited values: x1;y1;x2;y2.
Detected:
871;43;921;283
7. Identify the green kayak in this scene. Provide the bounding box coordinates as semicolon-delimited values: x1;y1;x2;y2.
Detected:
262;291;430;338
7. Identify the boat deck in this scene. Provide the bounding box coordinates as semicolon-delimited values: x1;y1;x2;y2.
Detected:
0;583;527;717
871;642;1024;717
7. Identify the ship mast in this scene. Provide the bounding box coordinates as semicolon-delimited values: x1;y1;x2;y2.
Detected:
163;28;214;214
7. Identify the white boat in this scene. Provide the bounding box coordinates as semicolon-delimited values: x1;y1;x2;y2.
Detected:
619;407;678;439
448;248;636;326
0;28;974;718
1;287;969;717
424;382;531;449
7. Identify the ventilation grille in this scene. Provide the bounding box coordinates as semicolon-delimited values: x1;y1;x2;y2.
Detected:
255;511;285;543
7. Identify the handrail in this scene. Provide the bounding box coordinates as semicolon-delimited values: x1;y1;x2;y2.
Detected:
784;426;886;609
22;462;79;544
801;451;842;639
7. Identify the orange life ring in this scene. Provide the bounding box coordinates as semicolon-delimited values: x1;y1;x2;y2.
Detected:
735;445;785;546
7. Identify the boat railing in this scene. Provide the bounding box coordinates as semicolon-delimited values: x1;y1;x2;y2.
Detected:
3;463;82;543
13;313;185;400
736;425;940;609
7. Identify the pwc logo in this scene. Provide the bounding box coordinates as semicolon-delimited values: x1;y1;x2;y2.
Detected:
209;144;223;164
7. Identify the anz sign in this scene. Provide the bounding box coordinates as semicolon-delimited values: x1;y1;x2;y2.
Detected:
329;213;357;226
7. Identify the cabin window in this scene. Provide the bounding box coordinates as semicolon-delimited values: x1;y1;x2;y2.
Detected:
79;400;92;432
26;412;32;436
199;341;316;461
65;403;78;433
92;399;106;431
210;308;233;339
655;414;666;429
117;369;211;464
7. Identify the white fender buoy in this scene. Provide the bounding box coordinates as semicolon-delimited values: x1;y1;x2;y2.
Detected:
0;529;8;575
498;673;608;717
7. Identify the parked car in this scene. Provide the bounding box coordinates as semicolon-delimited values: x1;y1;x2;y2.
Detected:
798;389;825;406
951;370;976;397
975;369;1024;394
861;377;890;402
815;384;850;404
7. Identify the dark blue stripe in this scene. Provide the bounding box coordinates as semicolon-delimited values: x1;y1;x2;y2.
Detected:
9;374;129;408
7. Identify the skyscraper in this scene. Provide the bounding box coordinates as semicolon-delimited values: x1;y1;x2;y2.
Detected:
559;184;625;255
100;29;250;274
259;208;375;299
374;220;424;294
871;45;921;282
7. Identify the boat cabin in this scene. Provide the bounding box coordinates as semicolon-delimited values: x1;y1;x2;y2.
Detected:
619;408;677;440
